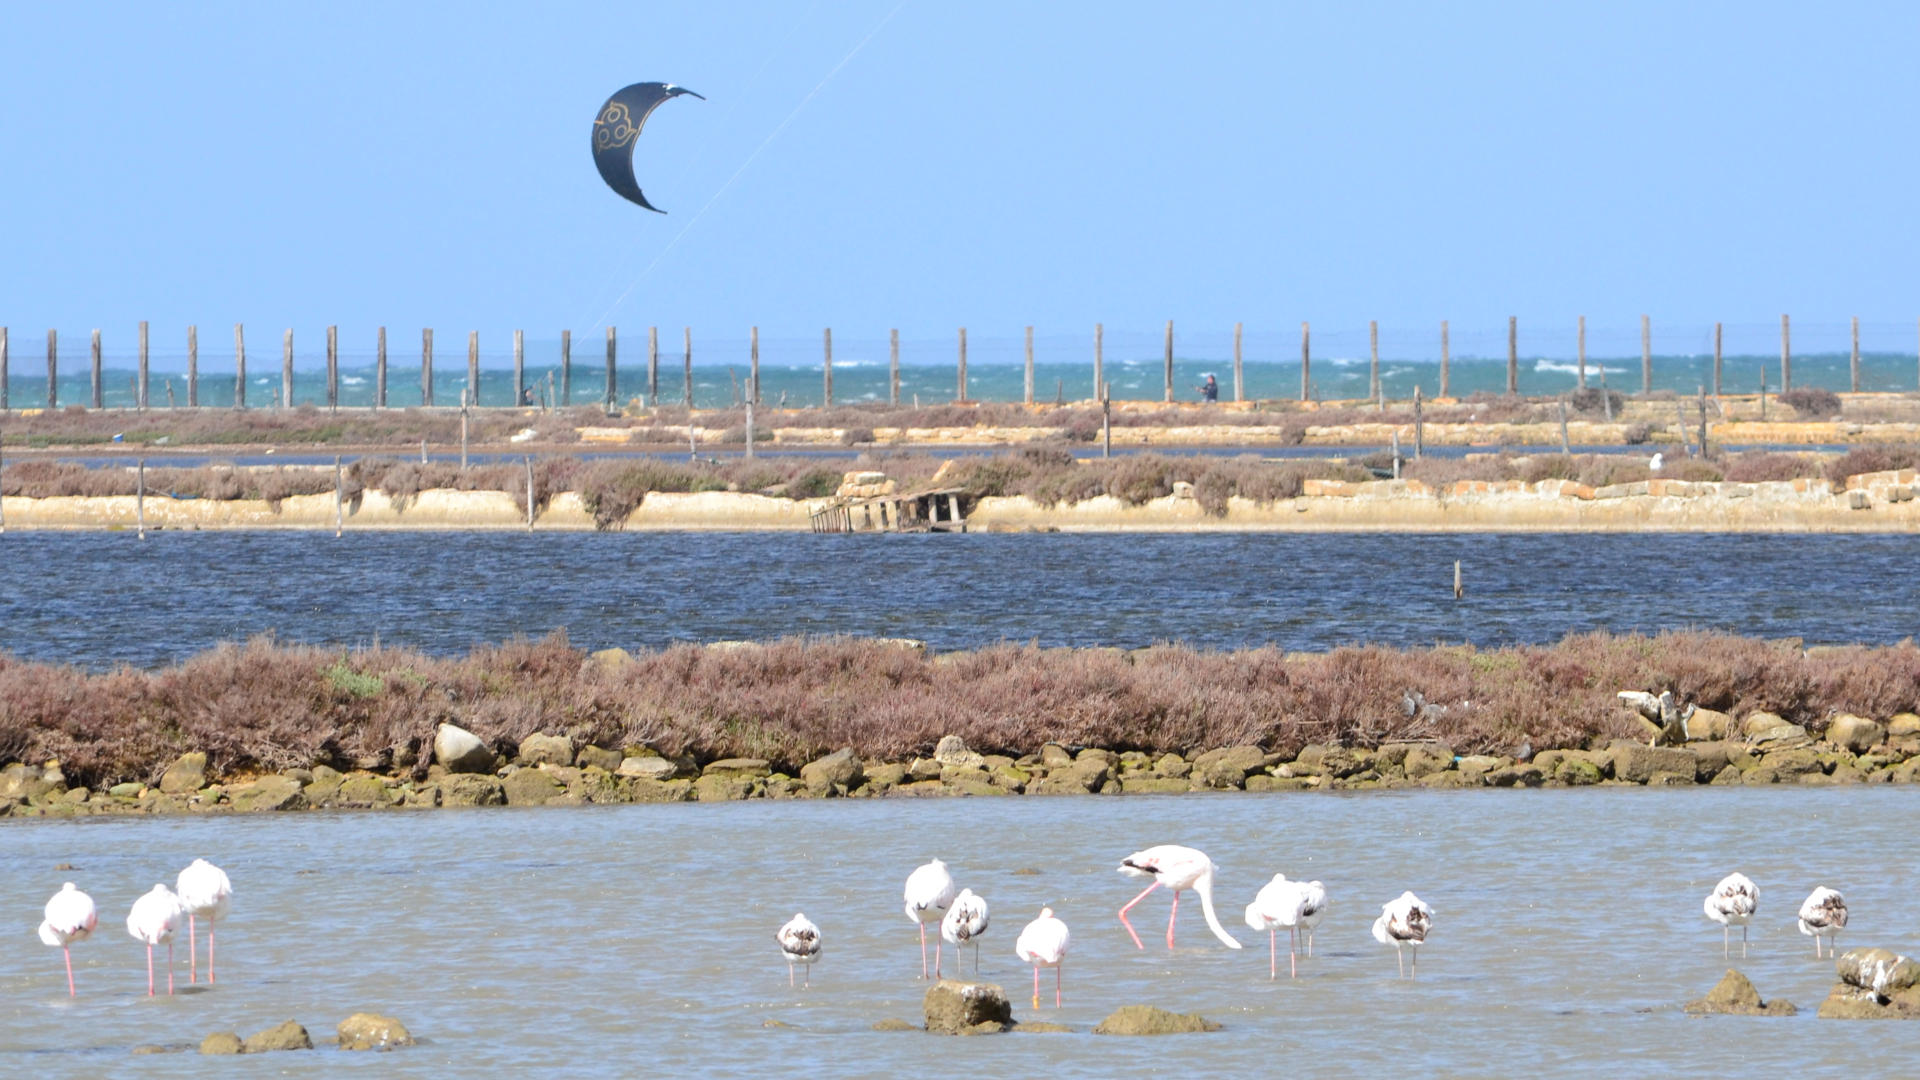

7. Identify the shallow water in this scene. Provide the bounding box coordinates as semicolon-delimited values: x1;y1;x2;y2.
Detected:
0;788;1911;1074
3;531;1918;668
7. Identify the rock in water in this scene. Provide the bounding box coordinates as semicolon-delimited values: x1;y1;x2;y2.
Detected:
159;752;208;795
198;1032;243;1055
516;733;574;767
1683;969;1796;1015
1093;1005;1222;1034
924;980;1012;1034
934;735;985;770
338;1013;414;1051
242;1021;313;1053
1821;947;1920;1018
434;723;495;774
799;748;864;795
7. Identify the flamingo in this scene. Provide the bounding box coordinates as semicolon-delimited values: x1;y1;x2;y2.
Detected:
1704;872;1758;958
175;858;232;985
775;913;821;987
1015;907;1070;1008
1245;874;1328;979
903;859;957;978
1372;891;1433;977
38;882;98;998
1116;845;1242;951
941;888;990;973
126;883;185;996
1797;886;1847;959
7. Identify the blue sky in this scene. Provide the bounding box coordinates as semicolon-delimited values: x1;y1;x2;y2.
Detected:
4;1;1917;357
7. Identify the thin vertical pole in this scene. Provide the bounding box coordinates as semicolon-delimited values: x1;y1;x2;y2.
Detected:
1101;381;1112;458
137;321;149;410
281;328;293;409
232;324;244;409
1577;316;1586;390
1413;385;1425;458
1713;322;1723;397
745;384;756;460
421;328;433;406
466;331;479;407
824;327;834;407
1093;323;1104;402
682;327;693;410
1023;325;1034;405
326;324;338;411
888;328;899;405
750;326;761;404
1507;316;1518;395
1780;314;1791;392
186;325;198;407
1439;320;1450;399
1232;322;1244;402
561;329;571;405
957;327;968;402
513;329;525;406
647;327;658;407
375;327;387;409
605;326;617;410
1369;320;1381;404
1163;320;1174;403
90;330;102;408
1640;314;1651;395
1851;316;1861;393
48;329;59;409
1300;321;1311;402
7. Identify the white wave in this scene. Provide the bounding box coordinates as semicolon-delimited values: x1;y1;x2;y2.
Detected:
341;375;367;385
1533;359;1623;376
1327;356;1365;367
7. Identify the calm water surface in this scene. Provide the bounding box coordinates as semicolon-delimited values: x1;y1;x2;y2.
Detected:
2;532;1918;667
0;788;1911;1075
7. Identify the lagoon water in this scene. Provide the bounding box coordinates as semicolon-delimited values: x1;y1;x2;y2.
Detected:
0;788;1911;1074
2;531;1917;668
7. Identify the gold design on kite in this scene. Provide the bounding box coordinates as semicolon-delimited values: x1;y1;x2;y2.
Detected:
594;102;638;150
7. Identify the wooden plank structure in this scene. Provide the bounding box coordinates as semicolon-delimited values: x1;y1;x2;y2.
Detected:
808;488;967;534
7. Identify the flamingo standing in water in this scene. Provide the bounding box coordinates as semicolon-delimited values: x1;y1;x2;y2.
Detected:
1372;891;1434;977
1797;886;1847;958
775;913;821;987
175;858;232;984
38;882;98;998
1117;845;1242;951
1704;873;1758;958
1245;874;1329;978
903;859;957;978
941;888;990;973
1015;907;1070;1008
126;883;185;996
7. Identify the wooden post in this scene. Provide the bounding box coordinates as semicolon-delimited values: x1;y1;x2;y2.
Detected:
745;383;756;460
1439;319;1450;399
513;329;525;406
186;325;197;407
1453;560;1463;600
606;326;617;411
232;323;244;409
1023;325;1034;405
889;328;899;405
1163;319;1174;403
333;455;343;537
1780;313;1792;391
1370;320;1381;407
1094;322;1104;402
137;321;149;410
90;329;102;408
525;456;535;531
326;324;339;412
1640;314;1651;395
1232;322;1244;402
647;326;659;406
750;326;761;404
467;330;479;407
375;326;387;409
1713;322;1723;397
1507;316;1519;396
1851;315;1861;393
957;327;968;401
1559;399;1570;454
460;403;469;468
561;329;572;405
1300;321;1311;402
1101;380;1112;458
682;327;693;410
48;329;58;409
1413;385;1424;458
281;328;293;409
824;327;834;407
421;328;433;406
136;458;146;540
1577;315;1586;389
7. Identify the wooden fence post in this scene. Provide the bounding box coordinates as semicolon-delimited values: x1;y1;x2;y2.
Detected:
1370;319;1381;407
1101;380;1112;458
281;328;293;409
90;329;102;408
48;329;59;409
824;327;834;407
1024;325;1034;405
1163;319;1174;403
375;326;387;409
513;329;525;406
745;380;756;461
605;326;617;410
137;321;149;410
1640;314;1651;394
421;328;433;406
1781;313;1791;391
1439;319;1450;399
1413;385;1424;458
1094;323;1103;402
1233;322;1244;402
1713;322;1723;397
561;329;571;405
186;325;197;407
1300;321;1311;402
751;326;761;404
233;324;244;409
327;324;339;412
647;326;659;407
466;330;479;407
1851;315;1861;393
682;327;693;410
889;328;899;405
1577;315;1586;390
957;327;968;402
1508;316;1519;396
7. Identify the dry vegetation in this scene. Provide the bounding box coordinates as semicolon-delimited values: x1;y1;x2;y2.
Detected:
7;631;1918;789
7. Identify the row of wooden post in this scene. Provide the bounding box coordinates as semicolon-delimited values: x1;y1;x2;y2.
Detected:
0;318;1903;412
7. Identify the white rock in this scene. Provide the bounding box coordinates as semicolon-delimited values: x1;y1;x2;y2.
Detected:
617;756;679;780
1616;691;1661;720
434;723;495;774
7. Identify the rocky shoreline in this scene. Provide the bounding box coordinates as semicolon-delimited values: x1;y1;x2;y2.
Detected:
8;703;1920;819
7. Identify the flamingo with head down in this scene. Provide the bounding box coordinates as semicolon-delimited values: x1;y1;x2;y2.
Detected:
1116;845;1241;951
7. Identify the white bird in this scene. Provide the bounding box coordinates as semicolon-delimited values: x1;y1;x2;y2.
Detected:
941;888;990;973
1704;872;1758;958
775;913;821;988
1372;891;1434;977
38;882;98;998
1015;907;1070;1009
1797;886;1848;959
1648;452;1664;473
903;859;958;979
126;883;185;996
1117;845;1242;950
1245;874;1329;979
175;858;232;985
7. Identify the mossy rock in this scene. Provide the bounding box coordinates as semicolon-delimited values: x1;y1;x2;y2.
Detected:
1093;1005;1221;1035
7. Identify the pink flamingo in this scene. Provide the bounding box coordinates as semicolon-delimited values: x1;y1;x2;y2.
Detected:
1116;845;1242;951
38;883;98;998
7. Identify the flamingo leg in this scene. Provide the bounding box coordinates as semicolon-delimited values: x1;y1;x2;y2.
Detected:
63;945;75;998
788;962;795;988
1411;948;1418;978
1032;964;1040;1009
919;922;928;979
209;926;216;985
1269;927;1277;980
1396;943;1404;978
1308;928;1316;958
1118;881;1161;950
1290;926;1298;979
974;939;980;973
805;964;810;989
189;915;197;984
1742;924;1749;958
146;943;155;997
1055;962;1062;1008
1166;889;1180;950
167;940;175;995
1722;924;1730;959
935;939;944;981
